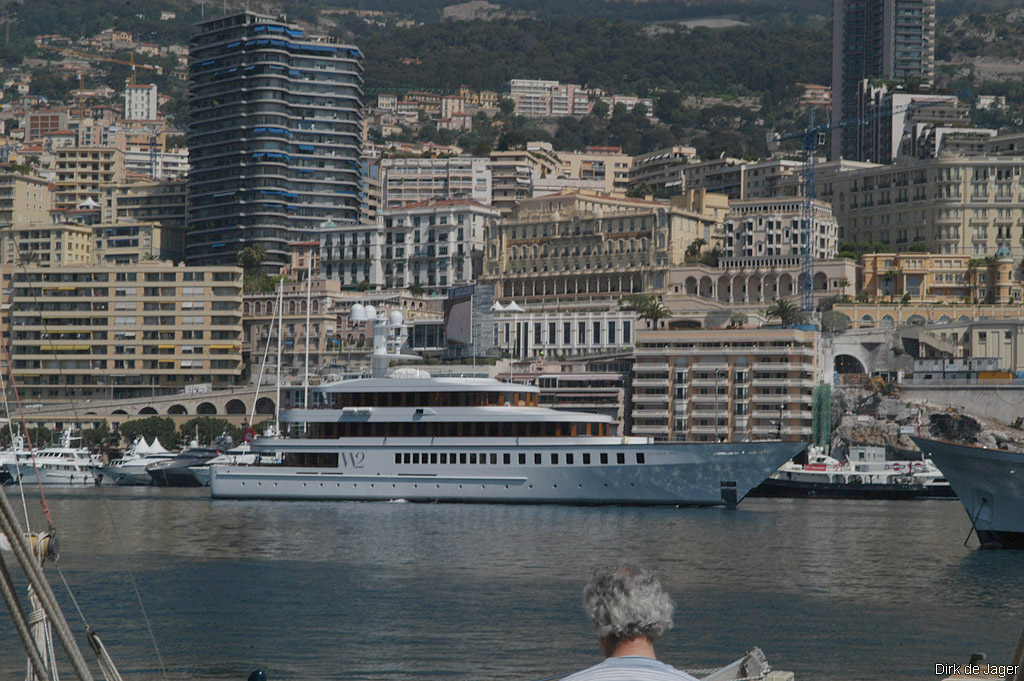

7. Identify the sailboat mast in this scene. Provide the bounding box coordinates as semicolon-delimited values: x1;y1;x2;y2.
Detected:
304;250;312;410
276;280;283;436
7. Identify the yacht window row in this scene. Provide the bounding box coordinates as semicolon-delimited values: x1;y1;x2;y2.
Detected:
393;451;643;466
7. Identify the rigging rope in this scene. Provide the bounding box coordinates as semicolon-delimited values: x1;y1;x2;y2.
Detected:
102;501;170;681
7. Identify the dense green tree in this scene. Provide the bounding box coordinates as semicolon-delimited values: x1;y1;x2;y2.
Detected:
821;310;851;333
119;417;181;450
179;417;242;448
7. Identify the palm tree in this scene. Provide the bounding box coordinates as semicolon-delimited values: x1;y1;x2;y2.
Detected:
638;299;672;328
766;298;805;327
883;267;901;303
684;238;707;263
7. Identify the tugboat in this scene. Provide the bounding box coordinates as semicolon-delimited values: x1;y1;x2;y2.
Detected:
749;443;954;499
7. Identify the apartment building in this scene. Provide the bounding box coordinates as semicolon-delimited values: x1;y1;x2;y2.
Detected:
628;146;697;195
631;328;819;442
25;111;68;142
556;147;632;194
832;0;936;160
100;179;187;230
124;83;159;120
483;189;726;302
92;222;186;265
507;79;591;118
854;83;963;164
7;264;244;401
187;12;364;269
378;200;499;292
0;173;52;228
824;155;1024;258
381;156;491;209
53;147;126;210
859;248;1021;304
489;147;560;214
723;198;839;260
0;223;92;266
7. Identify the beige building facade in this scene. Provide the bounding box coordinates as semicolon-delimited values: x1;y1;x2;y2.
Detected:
0;173;52;228
631;328;818;443
54;147;126;210
483;189;726;302
825;155;1024;259
8;264;244;401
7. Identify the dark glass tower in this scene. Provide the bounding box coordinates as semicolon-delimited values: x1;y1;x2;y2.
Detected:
831;0;934;161
186;12;363;269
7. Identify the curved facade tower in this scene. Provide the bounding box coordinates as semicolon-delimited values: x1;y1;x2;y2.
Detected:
187;12;363;269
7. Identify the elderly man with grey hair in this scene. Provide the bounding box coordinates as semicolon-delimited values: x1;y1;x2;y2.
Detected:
562;563;698;681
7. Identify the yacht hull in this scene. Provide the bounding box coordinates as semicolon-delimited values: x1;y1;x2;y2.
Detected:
911;437;1024;549
210;439;805;506
6;465;99;486
748;478;930;500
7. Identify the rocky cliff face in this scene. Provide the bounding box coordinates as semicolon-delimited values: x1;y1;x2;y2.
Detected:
829;387;1022;457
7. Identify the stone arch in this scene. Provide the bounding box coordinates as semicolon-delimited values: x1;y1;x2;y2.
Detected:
312;299;320;313
717;275;731;303
139;407;158;415
937;314;952;323
860;314;875;328
957;315;971;323
288;300;296;315
881;314;895;328
301;300;307;313
732;274;746;303
834;354;867;374
197;402;217;415
684;276;698;295
167;404;188;415
112;409;128;415
254;302;262;316
779;273;794;297
907;314;927;326
747;273;761;302
698;276;714;298
814;271;828;291
255;397;275;415
243;302;250;315
225;399;247;415
762;272;778;301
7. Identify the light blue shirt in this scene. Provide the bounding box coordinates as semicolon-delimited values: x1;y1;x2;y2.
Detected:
561;656;700;681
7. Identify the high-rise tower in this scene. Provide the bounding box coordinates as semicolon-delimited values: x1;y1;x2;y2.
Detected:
187;12;363;269
831;0;935;161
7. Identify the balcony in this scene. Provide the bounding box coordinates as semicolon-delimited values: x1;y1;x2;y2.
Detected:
633;363;669;373
632;393;668;403
632;378;669;388
632;424;669;435
632;409;668;419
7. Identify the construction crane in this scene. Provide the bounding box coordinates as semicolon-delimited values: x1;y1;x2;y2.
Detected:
34;39;163;84
769;99;940;314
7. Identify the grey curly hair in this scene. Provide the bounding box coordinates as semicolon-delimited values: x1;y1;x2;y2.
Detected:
583;563;675;642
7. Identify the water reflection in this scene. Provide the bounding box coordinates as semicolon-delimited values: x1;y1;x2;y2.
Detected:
0;490;1018;681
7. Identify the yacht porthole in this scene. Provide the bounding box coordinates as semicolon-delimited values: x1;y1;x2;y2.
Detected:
504;485;508;489
303;483;307;487
458;484;463;489
578;483;582;488
392;484;396;488
480;485;485;489
273;482;277;486
603;483;608;487
528;484;533;489
552;484;557;489
414;484;417;488
257;482;261;486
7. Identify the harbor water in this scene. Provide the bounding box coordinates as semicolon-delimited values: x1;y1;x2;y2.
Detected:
0;488;1020;681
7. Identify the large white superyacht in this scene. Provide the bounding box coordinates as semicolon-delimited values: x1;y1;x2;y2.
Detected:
209;307;805;506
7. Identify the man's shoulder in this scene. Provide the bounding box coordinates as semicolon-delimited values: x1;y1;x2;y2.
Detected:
561;656;699;681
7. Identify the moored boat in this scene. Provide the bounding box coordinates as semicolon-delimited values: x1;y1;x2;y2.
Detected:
4;427;101;486
910;436;1024;549
210;308;806;506
99;436;175;486
749;443;955;500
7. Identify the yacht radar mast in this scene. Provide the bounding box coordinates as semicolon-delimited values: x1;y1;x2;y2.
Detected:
348;304;421;378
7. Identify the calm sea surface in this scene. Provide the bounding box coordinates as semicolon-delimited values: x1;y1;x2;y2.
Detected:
0;488;1020;681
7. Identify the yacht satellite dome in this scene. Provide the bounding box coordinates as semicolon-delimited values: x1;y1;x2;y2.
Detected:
388;310;404;326
364;305;377;319
349;303;365;322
